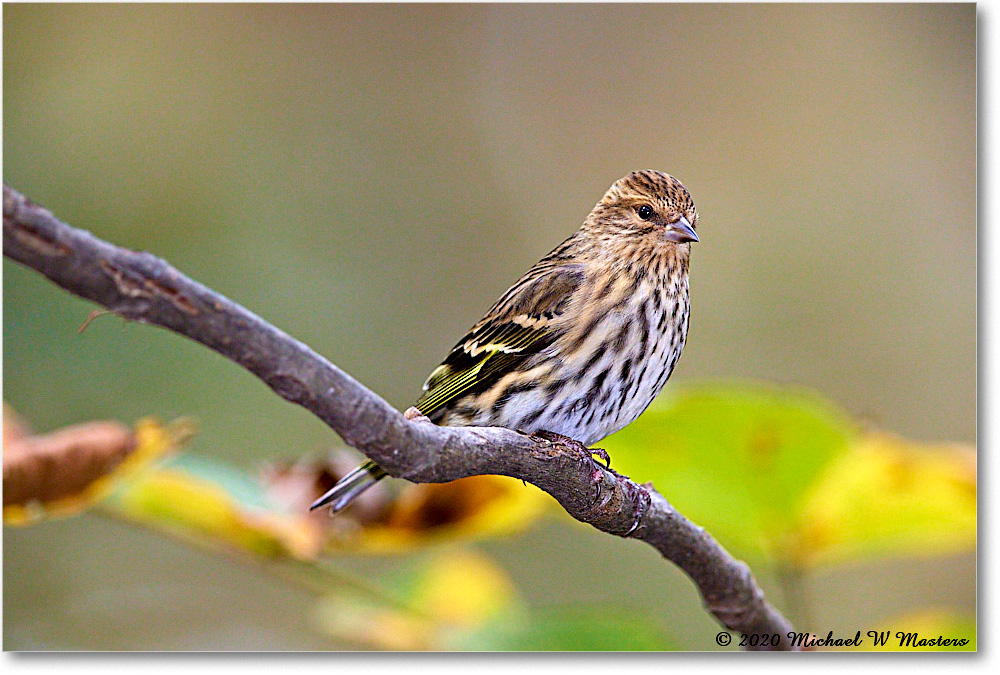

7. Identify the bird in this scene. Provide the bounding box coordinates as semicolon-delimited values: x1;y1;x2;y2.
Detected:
311;170;699;513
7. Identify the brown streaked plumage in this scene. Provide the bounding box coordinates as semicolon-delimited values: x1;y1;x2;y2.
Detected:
313;170;699;512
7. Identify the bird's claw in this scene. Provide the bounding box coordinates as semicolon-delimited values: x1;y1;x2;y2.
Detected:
590;447;612;469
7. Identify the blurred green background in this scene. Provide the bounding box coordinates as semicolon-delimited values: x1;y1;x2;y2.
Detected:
3;4;975;650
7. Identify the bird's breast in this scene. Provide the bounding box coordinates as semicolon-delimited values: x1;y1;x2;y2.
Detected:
496;271;690;445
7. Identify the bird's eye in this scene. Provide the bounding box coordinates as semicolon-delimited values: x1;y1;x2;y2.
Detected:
637;205;654;220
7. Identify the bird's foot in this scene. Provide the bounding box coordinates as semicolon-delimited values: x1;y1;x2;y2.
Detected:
530;430;612;469
590;447;612;469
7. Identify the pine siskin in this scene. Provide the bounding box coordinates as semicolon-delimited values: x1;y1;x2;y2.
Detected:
312;170;699;512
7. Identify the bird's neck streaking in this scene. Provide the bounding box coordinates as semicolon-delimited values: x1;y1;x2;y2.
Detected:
534;234;691;445
569;226;691;289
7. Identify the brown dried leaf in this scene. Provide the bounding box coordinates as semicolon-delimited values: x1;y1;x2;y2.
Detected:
3;420;137;506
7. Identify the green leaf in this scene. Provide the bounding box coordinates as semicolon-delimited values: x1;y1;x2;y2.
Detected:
602;381;976;570
602;381;856;564
158;452;276;510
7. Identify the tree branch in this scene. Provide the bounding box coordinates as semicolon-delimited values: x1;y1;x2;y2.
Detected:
3;184;798;650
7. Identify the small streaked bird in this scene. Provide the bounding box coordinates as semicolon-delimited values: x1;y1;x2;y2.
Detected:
312;170;699;512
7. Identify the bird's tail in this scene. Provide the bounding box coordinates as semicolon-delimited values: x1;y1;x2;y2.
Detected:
310;460;388;513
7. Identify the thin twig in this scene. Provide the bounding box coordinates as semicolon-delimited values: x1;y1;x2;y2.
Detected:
3;184;799;650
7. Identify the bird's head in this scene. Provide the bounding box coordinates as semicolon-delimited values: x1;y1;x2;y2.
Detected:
587;170;699;247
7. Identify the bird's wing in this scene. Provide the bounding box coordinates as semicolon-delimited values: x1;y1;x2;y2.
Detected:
414;263;584;418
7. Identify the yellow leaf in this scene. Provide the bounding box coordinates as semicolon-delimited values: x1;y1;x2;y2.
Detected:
791;432;976;567
114;467;323;560
411;550;519;626
328;474;550;554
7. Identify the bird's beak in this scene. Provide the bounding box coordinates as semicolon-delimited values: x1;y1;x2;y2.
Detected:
664;216;699;243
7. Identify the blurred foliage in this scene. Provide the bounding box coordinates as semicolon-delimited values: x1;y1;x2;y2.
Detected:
795;432;977;567
314;550;676;651
104;452;550;560
603;383;854;563
108;454;325;561
3;416;190;525
3;381;976;650
333;475;550;554
602;383;976;573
